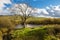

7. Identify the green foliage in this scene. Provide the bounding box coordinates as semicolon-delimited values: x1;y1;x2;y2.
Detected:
12;27;47;40
26;17;60;25
0;16;60;26
11;25;60;40
44;35;57;40
0;16;60;40
0;15;22;26
0;17;14;28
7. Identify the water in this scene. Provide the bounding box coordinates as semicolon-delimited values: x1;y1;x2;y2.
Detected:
26;24;43;28
15;24;43;29
15;24;23;29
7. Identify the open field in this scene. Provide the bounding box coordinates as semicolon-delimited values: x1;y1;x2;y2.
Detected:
0;15;60;40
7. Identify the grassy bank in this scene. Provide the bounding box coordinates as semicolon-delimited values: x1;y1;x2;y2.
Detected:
11;25;60;40
0;16;60;40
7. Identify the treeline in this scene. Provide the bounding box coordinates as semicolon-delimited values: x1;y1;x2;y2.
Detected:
0;16;60;27
26;17;60;25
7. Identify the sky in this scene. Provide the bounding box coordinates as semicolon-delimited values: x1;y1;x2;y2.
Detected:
5;0;60;8
0;0;60;9
0;0;60;18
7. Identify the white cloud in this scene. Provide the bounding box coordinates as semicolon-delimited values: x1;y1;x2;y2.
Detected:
0;0;11;14
46;5;60;17
1;3;60;18
32;8;41;13
32;8;49;15
52;5;60;10
41;9;49;14
46;6;50;9
0;0;11;10
32;5;60;18
50;10;54;12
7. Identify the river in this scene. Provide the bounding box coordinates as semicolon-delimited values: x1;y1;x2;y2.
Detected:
15;24;43;29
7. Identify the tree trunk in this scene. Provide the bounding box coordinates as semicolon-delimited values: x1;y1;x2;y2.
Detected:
22;16;26;28
22;21;26;28
23;23;26;28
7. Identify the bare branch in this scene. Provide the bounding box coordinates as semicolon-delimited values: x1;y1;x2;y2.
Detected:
6;3;34;28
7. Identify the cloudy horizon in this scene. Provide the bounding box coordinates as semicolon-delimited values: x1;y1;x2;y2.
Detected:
0;0;60;18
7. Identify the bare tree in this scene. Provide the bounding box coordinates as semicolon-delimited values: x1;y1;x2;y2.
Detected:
7;3;33;28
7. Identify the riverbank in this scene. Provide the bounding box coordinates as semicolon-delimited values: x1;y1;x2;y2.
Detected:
12;25;60;40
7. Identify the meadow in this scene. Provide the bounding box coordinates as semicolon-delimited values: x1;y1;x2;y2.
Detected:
0;15;60;40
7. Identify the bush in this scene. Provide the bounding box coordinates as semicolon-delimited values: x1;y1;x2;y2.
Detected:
12;27;47;40
0;17;14;28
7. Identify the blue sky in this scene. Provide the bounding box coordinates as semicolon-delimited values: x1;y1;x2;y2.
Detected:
8;0;60;8
1;0;60;17
0;0;60;9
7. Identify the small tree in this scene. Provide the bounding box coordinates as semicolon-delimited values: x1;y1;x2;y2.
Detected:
7;3;33;28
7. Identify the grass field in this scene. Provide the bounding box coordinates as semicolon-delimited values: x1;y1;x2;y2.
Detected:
0;15;60;40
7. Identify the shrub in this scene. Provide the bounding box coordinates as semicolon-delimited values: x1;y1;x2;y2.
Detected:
12;27;47;40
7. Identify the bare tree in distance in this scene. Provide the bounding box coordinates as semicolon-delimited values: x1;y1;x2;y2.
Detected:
7;3;33;28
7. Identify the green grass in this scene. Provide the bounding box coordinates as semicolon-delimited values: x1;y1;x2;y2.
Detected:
0;15;60;40
11;25;60;40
